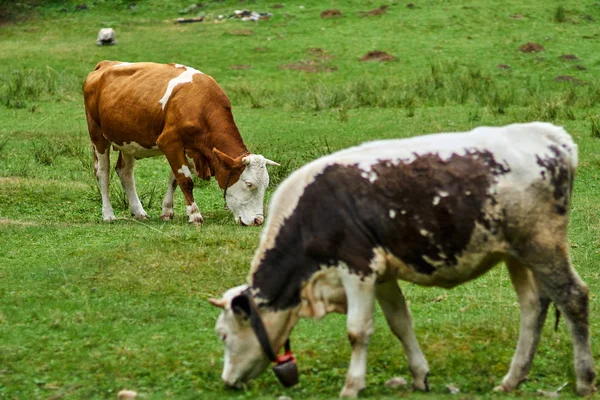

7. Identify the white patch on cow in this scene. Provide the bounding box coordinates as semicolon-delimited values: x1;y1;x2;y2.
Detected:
360;170;378;183
419;229;429;237
158;65;203;110
465;190;472;196
178;165;192;178
401;209;407;215
432;196;440;205
113;62;131;68
112;142;162;159
438;190;449;198
389;209;396;219
186;202;204;224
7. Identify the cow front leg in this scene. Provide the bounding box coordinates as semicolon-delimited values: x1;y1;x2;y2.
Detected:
339;272;376;398
376;280;429;391
115;152;148;220
495;259;550;393
93;145;116;221
160;172;177;221
157;138;203;224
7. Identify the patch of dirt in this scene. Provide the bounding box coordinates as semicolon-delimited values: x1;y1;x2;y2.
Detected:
228;29;255;36
359;5;388;16
272;4;284;8
554;75;587;85
307;47;333;59
320;9;343;18
407;3;415;9
519;42;544;52
279;60;337;73
359;50;397;62
253;47;268;52
228;64;252;70
574;65;587;70
510;13;524;19
559;54;579;61
497;64;511;69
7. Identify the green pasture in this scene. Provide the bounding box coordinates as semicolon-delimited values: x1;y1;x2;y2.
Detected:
1;0;599;398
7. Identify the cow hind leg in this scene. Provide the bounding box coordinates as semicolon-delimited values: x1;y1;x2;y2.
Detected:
339;270;376;398
495;259;550;393
115;152;148;220
160;172;177;221
517;238;596;396
93;142;116;222
376;280;430;391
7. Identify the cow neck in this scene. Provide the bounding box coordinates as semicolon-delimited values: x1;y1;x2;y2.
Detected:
211;145;249;191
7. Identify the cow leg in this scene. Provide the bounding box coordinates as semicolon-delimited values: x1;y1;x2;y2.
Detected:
528;247;596;396
339;271;376;398
495;259;550;392
115;152;148;220
156;136;203;224
160;172;177;221
376;280;429;391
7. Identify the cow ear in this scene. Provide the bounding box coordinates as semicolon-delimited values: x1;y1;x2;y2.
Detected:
231;293;252;318
208;298;227;308
213;148;237;168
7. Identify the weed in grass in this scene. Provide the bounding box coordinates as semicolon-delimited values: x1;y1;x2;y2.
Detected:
590;115;600;138
554;6;567;23
0;138;9;156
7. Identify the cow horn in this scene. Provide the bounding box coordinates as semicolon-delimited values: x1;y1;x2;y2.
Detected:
242;156;251;166
265;159;280;167
208;298;227;308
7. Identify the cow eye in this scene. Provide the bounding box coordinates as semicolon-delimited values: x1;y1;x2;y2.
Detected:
245;181;253;189
221;334;227;342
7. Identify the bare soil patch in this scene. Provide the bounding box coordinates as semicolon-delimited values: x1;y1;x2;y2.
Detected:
228;65;252;70
359;5;388;17
510;13;525;19
320;9;343;18
272;4;284;9
497;64;511;69
574;65;587;70
308;47;333;59
253;47;268;52
279;60;337;73
554;75;587;85
407;3;415;9
360;50;397;62
519;42;544;52
559;54;579;61
228;29;255;36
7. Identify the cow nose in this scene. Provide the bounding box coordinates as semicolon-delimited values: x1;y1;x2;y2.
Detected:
238;217;247;226
254;216;264;226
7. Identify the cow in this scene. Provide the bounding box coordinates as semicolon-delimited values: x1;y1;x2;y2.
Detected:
209;122;596;397
83;61;279;225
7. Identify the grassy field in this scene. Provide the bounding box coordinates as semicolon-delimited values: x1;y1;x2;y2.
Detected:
1;0;600;398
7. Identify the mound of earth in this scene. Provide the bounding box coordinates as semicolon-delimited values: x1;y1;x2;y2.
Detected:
359;5;388;16
321;9;343;18
497;64;511;69
559;54;579;61
407;3;415;9
510;13;524;19
574;65;587;70
360;50;397;62
519;42;544;52
253;47;268;52
228;29;254;36
308;47;332;59
279;60;337;73
554;75;587;85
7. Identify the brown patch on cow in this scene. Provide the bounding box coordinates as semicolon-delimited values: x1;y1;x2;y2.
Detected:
360;50;397;62
228;64;252;70
320;9;343;18
536;145;572;215
279;60;337;73
497;64;511;69
560;54;580;61
307;47;332;59
359;5;388;17
510;13;525;19
574;65;587;71
554;75;587;85
519;42;544;53
228;29;255;36
251;151;510;310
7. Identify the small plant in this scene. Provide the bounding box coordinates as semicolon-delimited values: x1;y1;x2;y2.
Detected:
590;115;600;138
554;6;566;23
0;138;9;156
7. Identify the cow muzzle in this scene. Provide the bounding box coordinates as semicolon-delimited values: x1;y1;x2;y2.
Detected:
238;216;264;226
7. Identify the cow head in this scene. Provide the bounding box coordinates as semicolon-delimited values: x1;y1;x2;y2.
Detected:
213;149;279;226
209;285;296;388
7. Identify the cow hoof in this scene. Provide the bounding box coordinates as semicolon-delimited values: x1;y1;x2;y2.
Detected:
576;382;596;396
493;384;512;393
135;213;149;221
414;372;429;392
339;387;359;398
188;213;204;224
103;214;117;222
160;211;174;221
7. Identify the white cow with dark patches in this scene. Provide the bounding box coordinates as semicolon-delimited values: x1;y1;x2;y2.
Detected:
210;122;596;397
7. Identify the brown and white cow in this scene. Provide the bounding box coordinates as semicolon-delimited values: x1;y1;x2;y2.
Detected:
83;61;278;224
210;122;596;397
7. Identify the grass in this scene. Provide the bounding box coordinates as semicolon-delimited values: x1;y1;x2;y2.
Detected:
1;0;600;399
